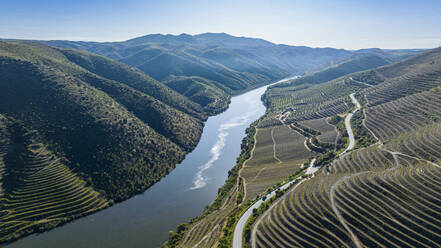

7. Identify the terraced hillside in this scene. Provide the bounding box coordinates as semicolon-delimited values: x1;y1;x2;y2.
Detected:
0;41;204;243
169;122;317;248
161;39;420;248
162;47;440;248
259;48;436;125
240;125;315;201
252;47;441;248
261;76;360;125
0;120;110;242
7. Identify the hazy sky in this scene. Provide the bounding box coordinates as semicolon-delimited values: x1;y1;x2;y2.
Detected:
1;0;441;49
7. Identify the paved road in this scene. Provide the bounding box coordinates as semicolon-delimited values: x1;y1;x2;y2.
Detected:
233;92;362;248
341;93;361;155
232;158;316;248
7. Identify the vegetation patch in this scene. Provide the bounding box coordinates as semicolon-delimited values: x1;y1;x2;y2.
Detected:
299;117;338;144
352;108;376;148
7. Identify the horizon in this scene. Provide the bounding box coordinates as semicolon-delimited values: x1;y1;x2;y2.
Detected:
1;0;441;50
2;1;441;247
2;32;435;51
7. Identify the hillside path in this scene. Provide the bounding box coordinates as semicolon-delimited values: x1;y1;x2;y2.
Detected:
232;158;316;248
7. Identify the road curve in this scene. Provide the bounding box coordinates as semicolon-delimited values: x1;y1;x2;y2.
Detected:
233;93;361;248
341;93;361;155
232;158;316;248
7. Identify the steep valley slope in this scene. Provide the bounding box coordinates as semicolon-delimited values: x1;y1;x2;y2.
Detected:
164;47;441;248
0;41;204;243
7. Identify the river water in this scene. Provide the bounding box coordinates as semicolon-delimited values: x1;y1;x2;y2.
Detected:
8;78;293;248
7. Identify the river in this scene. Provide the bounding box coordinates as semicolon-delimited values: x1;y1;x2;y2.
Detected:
8;77;294;248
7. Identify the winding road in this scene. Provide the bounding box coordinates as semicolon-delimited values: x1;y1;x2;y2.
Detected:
232;92;361;248
232;158;316;248
341;93;361;155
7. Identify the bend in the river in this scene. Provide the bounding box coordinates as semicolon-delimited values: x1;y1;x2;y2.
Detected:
8;77;296;248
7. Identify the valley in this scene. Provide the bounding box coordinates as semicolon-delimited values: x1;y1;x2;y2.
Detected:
2;0;440;247
0;34;438;248
163;46;441;248
7;78;280;248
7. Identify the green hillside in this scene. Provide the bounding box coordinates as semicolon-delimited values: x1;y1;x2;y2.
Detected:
163;76;231;115
39;33;419;117
0;41;204;243
167;47;441;248
0;120;110;243
55;48;206;120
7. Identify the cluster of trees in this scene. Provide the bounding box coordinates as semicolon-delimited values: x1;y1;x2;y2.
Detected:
291;122;321;137
352;109;376;148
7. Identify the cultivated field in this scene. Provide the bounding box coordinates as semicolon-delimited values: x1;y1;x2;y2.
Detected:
299;118;338;144
252;47;441;248
175;123;316;248
167;47;441;248
241;126;314;201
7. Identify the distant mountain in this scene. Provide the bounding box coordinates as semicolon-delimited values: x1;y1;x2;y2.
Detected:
37;33;420;114
44;33;352;83
354;47;423;62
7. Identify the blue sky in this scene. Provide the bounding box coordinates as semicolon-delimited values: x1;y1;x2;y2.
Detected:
1;0;440;49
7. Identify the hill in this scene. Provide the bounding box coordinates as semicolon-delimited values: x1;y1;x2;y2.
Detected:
251;46;441;248
54;48;206;120
272;54;391;88
165;47;441;248
43;33;352;82
163;76;231;115
38;34;419;115
0;41;204;243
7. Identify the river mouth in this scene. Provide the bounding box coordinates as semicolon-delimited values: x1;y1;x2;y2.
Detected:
8;77;294;248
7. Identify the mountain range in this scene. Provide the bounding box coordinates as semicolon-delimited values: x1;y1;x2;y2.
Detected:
39;33;419;114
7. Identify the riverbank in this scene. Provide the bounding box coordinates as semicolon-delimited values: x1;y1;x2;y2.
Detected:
8;79;289;248
164;77;304;248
